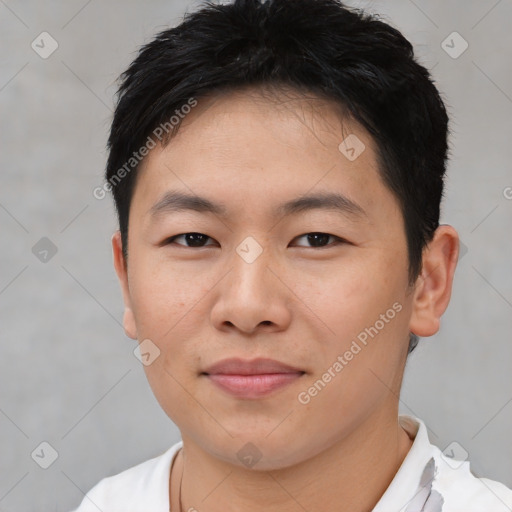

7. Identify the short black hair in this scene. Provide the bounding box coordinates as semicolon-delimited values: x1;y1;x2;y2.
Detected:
105;0;451;354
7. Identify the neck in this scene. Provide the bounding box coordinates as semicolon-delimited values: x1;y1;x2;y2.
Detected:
171;408;413;512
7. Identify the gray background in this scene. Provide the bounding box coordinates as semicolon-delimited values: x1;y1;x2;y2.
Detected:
1;0;511;510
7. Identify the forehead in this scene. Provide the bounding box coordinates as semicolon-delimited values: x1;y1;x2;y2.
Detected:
130;86;396;225
165;85;367;156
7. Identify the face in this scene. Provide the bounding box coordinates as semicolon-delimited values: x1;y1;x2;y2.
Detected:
114;87;419;470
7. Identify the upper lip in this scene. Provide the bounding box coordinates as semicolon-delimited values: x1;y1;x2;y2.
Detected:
202;357;305;375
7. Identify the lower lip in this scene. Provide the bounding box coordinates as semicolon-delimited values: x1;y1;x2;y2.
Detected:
205;373;304;398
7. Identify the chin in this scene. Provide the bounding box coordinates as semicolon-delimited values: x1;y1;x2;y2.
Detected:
202;430;310;471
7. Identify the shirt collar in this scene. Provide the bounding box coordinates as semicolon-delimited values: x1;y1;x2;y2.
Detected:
372;415;438;512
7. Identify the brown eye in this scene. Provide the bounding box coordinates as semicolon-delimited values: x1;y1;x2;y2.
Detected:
165;232;215;248
292;232;345;248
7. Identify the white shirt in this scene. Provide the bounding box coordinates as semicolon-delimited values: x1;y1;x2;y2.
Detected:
71;415;512;511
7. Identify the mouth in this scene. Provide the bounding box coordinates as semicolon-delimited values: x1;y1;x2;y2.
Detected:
201;357;306;399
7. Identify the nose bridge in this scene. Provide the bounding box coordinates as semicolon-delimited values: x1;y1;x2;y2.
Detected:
230;234;273;297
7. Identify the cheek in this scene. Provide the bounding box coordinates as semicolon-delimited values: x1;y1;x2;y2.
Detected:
294;257;394;334
295;252;409;369
128;255;207;338
128;259;213;381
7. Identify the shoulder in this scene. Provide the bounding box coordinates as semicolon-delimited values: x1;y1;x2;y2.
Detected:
388;416;512;512
431;445;512;511
71;441;182;512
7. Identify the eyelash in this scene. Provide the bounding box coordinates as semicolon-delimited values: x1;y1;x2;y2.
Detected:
163;232;347;249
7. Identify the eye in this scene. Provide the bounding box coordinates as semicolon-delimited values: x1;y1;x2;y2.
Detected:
292;232;346;248
163;232;347;249
164;232;216;248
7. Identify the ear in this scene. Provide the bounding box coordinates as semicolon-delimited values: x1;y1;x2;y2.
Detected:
112;231;138;340
409;225;459;337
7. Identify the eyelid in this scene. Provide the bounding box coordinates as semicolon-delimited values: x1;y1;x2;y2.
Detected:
163;233;217;247
292;233;346;248
163;232;348;248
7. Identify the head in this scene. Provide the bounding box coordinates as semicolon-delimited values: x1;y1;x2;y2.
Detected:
108;0;459;469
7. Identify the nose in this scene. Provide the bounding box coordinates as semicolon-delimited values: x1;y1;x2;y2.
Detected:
210;244;292;335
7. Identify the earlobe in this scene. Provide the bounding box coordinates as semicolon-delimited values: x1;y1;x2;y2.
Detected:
122;308;137;340
409;225;459;338
111;231;138;340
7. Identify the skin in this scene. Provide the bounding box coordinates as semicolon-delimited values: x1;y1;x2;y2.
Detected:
112;86;459;512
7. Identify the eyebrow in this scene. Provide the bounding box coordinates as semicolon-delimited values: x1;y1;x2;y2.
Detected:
148;190;367;220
